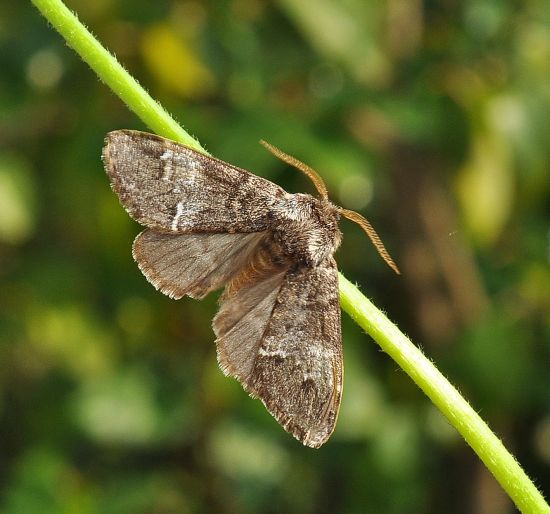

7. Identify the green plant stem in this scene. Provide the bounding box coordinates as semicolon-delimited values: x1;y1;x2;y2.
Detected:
340;276;548;514
31;0;549;512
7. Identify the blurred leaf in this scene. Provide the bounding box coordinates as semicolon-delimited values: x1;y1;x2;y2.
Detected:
141;23;215;98
207;420;289;483
95;471;194;514
455;130;514;246
0;153;36;245
2;447;93;514
278;0;391;86
25;303;115;379
371;408;421;478
72;367;161;445
457;312;533;410
336;343;386;442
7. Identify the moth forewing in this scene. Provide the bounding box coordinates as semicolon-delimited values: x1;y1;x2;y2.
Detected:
248;258;343;448
102;130;285;234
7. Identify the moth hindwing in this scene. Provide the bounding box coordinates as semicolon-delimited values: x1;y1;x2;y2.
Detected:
103;130;398;448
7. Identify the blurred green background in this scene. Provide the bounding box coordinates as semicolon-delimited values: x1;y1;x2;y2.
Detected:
1;0;549;512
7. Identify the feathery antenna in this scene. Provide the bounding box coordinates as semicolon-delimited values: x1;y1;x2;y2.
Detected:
339;208;400;274
260;140;329;199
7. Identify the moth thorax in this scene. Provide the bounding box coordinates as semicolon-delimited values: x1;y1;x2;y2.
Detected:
273;194;342;266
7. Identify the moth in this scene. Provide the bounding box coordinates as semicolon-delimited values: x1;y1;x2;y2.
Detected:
102;130;399;448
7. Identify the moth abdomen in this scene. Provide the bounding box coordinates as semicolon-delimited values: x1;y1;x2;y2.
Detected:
223;236;290;298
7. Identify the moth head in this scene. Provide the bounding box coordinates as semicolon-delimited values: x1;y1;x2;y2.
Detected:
260;140;400;274
269;193;341;266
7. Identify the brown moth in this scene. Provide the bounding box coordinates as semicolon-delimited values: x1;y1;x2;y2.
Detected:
102;130;399;448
